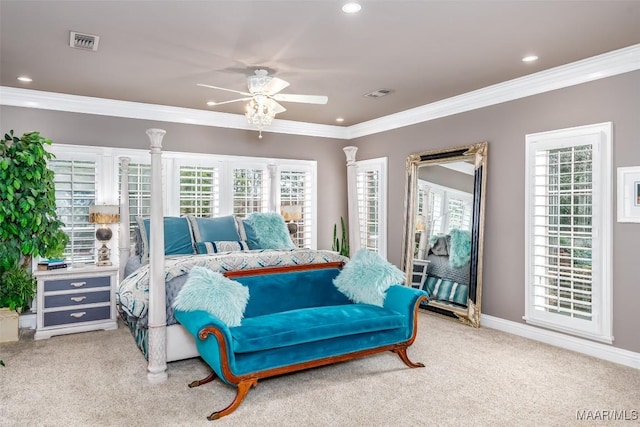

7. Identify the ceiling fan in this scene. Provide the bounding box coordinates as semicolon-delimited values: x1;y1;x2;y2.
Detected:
198;69;328;138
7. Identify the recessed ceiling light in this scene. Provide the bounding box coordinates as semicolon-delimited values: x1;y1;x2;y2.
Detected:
17;76;32;82
522;55;538;63
342;2;362;14
336;117;345;123
206;101;216;106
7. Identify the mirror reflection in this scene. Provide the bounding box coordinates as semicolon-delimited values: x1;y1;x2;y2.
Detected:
402;143;487;327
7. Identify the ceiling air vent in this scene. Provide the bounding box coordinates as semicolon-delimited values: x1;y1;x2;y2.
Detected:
69;31;100;51
363;89;393;98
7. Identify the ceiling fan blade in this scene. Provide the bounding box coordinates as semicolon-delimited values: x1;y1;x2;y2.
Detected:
272;93;328;105
197;83;252;97
271;101;287;114
208;97;253;106
262;77;290;96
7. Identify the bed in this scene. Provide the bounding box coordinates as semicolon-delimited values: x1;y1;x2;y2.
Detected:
411;230;471;308
116;129;356;382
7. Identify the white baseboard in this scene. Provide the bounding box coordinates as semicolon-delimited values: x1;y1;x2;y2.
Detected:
19;313;36;329
481;314;640;370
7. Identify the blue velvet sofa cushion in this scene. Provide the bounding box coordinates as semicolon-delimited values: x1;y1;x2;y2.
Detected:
238;268;350;318
231;304;406;353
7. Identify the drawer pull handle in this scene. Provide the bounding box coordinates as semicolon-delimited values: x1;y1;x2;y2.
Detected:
69;312;86;318
70;296;86;302
70;281;86;288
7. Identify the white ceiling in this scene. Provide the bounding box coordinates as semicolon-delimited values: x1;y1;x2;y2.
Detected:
1;1;639;127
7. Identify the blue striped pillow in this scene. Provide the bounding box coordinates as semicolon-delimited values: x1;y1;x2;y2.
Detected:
195;240;249;254
422;275;469;306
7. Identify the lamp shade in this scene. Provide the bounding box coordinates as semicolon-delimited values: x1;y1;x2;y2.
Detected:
89;205;120;224
281;205;302;221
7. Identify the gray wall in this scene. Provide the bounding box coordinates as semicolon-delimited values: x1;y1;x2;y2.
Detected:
418;164;474;194
353;70;640;353
0;106;348;250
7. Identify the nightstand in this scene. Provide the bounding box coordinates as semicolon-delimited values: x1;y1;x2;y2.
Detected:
34;265;118;340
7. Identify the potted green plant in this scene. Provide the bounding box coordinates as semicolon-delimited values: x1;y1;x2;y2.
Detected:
332;216;349;257
0;130;68;337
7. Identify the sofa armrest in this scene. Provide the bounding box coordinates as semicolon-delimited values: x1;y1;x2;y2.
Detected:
174;309;238;384
384;285;428;314
384;285;428;342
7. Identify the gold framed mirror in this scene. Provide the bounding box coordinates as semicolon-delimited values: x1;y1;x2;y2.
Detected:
402;142;488;327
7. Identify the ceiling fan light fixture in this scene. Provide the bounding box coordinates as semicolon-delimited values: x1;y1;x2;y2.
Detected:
245;95;279;139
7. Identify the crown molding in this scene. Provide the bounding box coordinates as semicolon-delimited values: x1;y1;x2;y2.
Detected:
347;43;640;139
1;44;638;140
0;87;350;140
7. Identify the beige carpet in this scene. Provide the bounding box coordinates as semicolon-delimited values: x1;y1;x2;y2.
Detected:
1;312;638;427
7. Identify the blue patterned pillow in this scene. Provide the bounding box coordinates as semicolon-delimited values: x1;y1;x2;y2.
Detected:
195;241;249;254
244;212;295;250
333;249;405;307
173;266;249;327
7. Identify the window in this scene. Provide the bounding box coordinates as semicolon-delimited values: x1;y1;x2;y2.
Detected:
48;146;318;258
280;168;313;248
50;158;97;264
119;161;151;253
420;181;472;241
355;158;387;257
179;165;219;217
525;122;612;343
233;167;267;216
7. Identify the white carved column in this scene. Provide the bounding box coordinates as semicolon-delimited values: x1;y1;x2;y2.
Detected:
344;146;361;256
267;164;278;212
146;128;167;384
118;157;131;282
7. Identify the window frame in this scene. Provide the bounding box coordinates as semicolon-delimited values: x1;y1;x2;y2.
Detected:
524;122;612;343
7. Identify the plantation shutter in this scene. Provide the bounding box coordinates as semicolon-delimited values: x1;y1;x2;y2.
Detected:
531;144;594;321
233;168;267;216
356;169;380;253
119;162;151;252
50;159;97;263
353;158;387;257
280;169;312;248
179;165;219;217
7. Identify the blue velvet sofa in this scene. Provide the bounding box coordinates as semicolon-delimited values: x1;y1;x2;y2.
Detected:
174;262;428;420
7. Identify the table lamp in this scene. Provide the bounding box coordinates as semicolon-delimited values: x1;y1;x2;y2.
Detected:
281;205;302;236
89;204;120;266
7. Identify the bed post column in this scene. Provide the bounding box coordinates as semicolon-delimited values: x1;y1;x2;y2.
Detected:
267;164;278;212
146;128;167;384
118;157;131;282
344;146;361;256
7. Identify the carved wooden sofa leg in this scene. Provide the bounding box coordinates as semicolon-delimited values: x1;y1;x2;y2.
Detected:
207;378;258;421
188;371;217;388
393;347;425;368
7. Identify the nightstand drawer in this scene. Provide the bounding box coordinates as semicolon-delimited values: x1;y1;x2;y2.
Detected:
44;291;111;308
43;306;111;327
43;275;110;292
